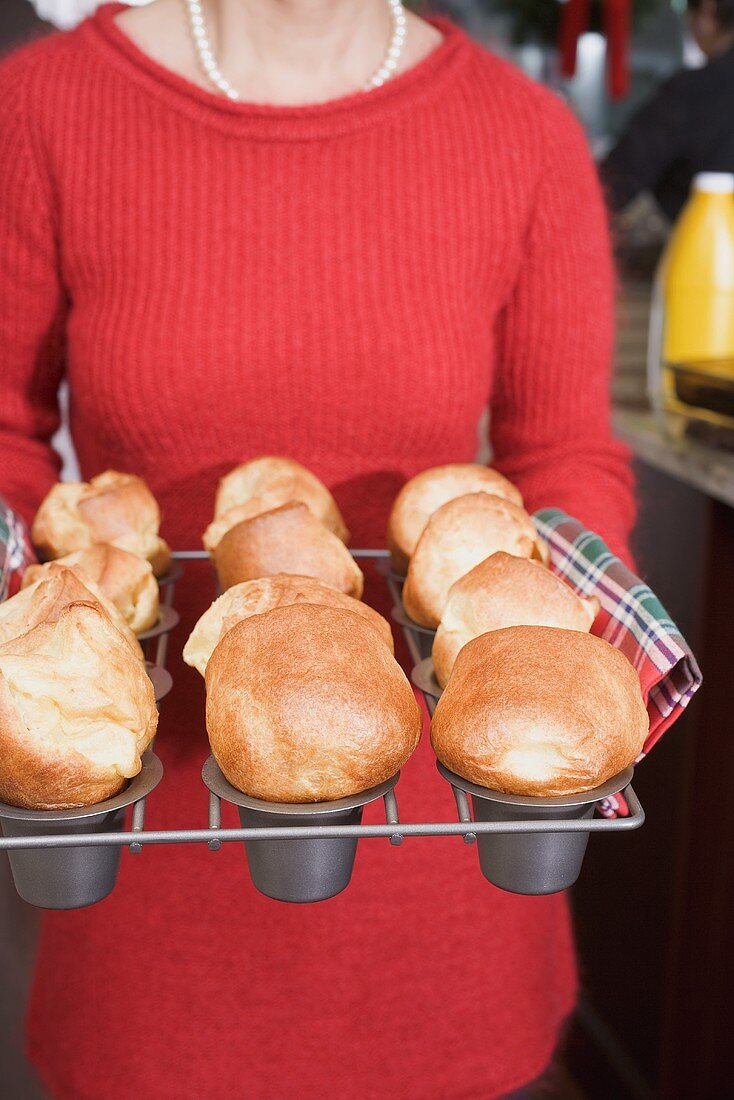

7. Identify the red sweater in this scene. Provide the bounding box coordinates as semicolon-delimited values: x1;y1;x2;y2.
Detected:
0;8;634;1099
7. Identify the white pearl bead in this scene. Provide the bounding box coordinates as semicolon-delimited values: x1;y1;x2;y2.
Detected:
191;0;406;100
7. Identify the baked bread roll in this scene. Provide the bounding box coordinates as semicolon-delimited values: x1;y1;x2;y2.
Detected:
204;500;278;555
402;494;548;629
22;545;159;634
213;502;364;597
206;604;421;802
387;463;523;573
32;471;171;576
431;625;648;797
185;574;392;677
0;565;144;661
213;456;349;543
433;552;599;687
0;602;158;810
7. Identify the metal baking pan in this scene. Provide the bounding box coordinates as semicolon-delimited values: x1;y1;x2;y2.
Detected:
0;751;163;909
0;550;646;908
138;604;180;643
146;661;173;705
202;756;400;903
437;762;636;895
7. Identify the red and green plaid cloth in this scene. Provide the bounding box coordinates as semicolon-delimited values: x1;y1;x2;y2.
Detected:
535;509;702;816
0;501;35;601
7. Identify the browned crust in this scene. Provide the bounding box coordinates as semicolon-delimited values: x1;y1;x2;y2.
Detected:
0;603;157;809
432;552;599;687
205;604;421;802
31;483;88;561
1;565;144;660
31;471;170;576
213;502;363;596
386;464;523;572
214;456;349;542
431;625;648;797
402;493;547;628
22;545;159;634
184;573;392;676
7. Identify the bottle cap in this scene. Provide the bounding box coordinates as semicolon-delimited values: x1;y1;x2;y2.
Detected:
693;172;734;194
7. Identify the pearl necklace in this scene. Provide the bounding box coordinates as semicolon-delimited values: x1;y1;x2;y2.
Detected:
184;0;407;101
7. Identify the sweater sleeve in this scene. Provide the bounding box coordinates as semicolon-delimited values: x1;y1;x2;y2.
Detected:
490;93;635;563
0;53;66;529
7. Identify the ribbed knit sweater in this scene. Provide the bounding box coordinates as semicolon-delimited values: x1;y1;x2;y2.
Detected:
0;7;635;1099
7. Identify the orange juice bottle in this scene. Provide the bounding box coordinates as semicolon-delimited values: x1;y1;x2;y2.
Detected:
649;172;734;432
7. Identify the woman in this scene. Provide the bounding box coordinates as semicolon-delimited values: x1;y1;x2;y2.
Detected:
0;2;634;1097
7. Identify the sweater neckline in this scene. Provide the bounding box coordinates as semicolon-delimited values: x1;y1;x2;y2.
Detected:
86;3;473;141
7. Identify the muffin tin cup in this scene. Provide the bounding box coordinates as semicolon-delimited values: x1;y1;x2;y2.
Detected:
156;559;185;590
410;657;443;708
0;752;163;910
437;763;635;896
390;605;436;661
375;560;437;662
137;604;180;643
375;557;406;588
138;605;180;668
202;757;399;904
146;662;173;707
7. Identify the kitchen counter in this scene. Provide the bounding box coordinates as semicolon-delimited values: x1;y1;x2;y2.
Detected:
613;405;734;508
612;271;734;509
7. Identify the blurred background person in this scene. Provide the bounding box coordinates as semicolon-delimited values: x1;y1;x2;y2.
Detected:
602;0;734;220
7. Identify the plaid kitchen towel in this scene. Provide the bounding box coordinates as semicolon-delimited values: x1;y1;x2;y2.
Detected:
534;509;702;816
0;499;35;601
